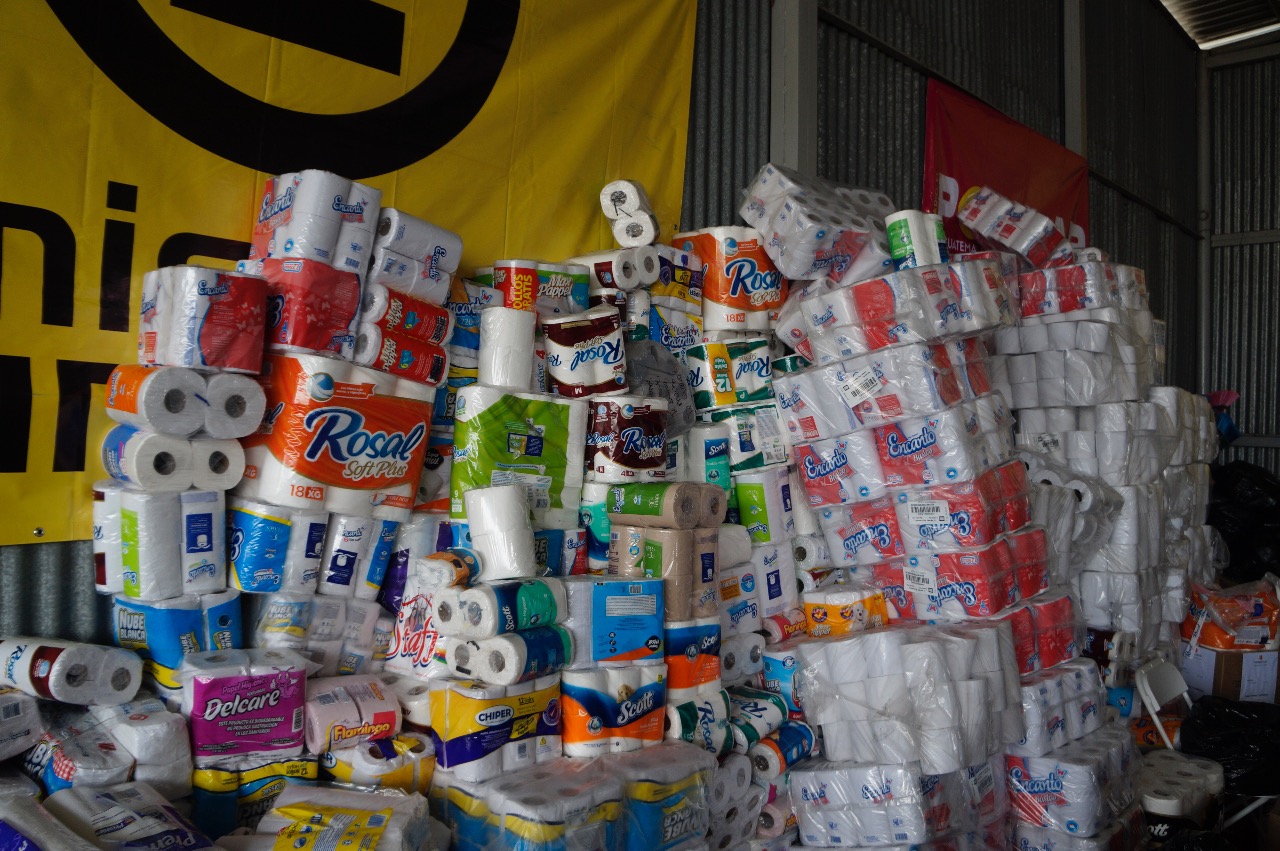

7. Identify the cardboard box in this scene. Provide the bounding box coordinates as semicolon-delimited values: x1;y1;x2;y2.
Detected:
1180;641;1280;702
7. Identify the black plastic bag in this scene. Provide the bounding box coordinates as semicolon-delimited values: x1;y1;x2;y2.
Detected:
1180;695;1280;796
1208;461;1280;583
1163;830;1239;851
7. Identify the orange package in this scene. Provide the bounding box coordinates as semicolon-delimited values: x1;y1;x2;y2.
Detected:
1181;578;1280;650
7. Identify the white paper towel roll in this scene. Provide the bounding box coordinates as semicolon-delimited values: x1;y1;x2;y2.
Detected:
478;306;537;391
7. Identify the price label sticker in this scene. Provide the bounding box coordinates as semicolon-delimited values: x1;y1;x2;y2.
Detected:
907;500;951;526
1035;432;1061;452
837;367;881;408
903;563;939;597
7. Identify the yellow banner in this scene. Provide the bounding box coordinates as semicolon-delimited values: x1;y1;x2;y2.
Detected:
0;0;696;544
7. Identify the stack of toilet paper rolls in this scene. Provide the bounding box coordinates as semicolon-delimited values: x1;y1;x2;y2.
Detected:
600;178;660;248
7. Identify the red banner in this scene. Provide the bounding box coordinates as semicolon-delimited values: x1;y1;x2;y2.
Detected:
923;80;1089;254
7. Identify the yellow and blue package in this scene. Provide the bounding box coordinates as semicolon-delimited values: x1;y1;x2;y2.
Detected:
616;741;718;851
190;753;318;838
111;590;242;689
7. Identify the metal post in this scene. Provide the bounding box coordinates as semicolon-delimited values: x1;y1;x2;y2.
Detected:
1062;0;1087;155
770;0;818;174
1197;53;1212;393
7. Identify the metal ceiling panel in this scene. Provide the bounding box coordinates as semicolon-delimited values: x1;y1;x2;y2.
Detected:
1160;0;1280;46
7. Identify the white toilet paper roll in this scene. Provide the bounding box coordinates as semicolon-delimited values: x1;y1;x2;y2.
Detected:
0;638;104;704
611;214;660;248
93;480;126;595
464;485;538;580
102;425;194;492
201;372;268;439
190;438;246;491
718;524;753;568
478;306;537;391
104;365;207;436
600;180;652;218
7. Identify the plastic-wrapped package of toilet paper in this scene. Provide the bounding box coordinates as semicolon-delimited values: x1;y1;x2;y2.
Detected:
352;324;449;386
374;208;462;279
139;266;268;372
792;431;888;506
431;577;567;638
663;618;721;700
673;226;785;331
104;364;208;436
613;740;718;851
111;590;242;689
719;562;763;636
227;497;327;594
188;752;319;838
450;384;587;518
802;585;888;637
258;258;362;357
0;688;40;762
818;496;906;566
45;781;217;850
302;674;402;754
428;676;561;783
239;354;428;520
319;732;436;794
180;648;306;759
739;163;893;280
734;463;794;544
958;187;1073;269
748;541;802;618
586;395;669;482
561;665;668;755
539;305;629;397
0;638;140;706
721;632;765;685
562;576;664;668
229;783;432;851
21;704;136;793
664;687;732;756
383;560;451;682
445;626;573;686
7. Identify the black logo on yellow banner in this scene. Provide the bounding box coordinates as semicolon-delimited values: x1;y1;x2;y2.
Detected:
44;0;520;176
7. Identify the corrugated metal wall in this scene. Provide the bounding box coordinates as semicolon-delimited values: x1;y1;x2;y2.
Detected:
1083;0;1200;390
679;0;771;230
814;1;1063;207
1207;55;1280;471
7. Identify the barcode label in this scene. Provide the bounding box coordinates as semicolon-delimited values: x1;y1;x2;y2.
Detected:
968;763;995;799
907;500;950;526
368;813;388;828
903;564;939;597
1035;432;1061;452
292;706;304;731
1;703;21;720
315;692;337;706
837;367;880;408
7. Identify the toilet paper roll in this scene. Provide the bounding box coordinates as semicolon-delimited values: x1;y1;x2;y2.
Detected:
478;306;537;391
718;523;754;567
586;395;670;482
178;489;226;594
711;750;753;813
92;480;126;594
201;372;268;439
464;485;538;579
612;213;660;248
749;721;815;782
190;438;246;491
104;365;207;436
455;626;573;686
697;483;729;526
600;180;652;218
605;483;702;529
90;699;188;764
567;249;642;290
437;578;567;638
120;490;183;601
722;633;766;685
792;535;831;572
361;282;453;345
375;209;461;277
102;424;194;492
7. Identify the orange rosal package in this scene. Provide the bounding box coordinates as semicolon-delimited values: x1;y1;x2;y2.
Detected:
245;355;430;507
1181;578;1280;650
674;229;787;315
